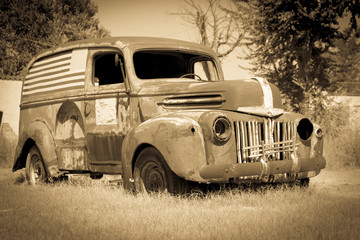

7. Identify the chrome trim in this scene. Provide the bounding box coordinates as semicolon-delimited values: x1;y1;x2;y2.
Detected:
259;157;269;182
251;77;273;109
158;94;226;108
291;149;300;173
213;116;232;142
234;119;298;163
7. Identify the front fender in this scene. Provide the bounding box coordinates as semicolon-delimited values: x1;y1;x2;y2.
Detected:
14;120;60;178
121;115;207;185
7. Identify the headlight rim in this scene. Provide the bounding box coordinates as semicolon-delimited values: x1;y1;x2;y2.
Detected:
212;116;232;143
314;127;323;138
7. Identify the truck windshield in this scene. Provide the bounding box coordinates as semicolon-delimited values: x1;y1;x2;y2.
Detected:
133;50;218;81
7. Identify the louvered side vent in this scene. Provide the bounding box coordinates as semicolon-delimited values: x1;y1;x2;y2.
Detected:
159;94;226;108
23;50;86;97
234;119;297;163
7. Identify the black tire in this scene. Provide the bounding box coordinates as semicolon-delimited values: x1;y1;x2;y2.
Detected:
25;145;47;185
300;178;310;188
286;178;310;189
133;147;188;194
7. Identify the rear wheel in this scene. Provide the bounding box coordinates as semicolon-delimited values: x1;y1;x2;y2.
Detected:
25;146;47;185
133;147;188;194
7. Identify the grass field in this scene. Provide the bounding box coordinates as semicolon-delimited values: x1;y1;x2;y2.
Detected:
0;168;359;240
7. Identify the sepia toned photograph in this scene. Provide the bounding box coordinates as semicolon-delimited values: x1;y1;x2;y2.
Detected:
0;0;359;239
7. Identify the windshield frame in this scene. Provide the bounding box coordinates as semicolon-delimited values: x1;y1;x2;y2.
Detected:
132;48;221;82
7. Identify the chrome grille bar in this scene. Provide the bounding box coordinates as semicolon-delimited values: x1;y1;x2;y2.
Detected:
240;121;246;160
235;121;242;163
234;119;297;163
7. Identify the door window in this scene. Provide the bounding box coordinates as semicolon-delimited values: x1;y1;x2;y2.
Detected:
94;53;126;86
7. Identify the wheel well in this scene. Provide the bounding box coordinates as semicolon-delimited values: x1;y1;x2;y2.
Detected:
131;143;154;173
12;138;35;172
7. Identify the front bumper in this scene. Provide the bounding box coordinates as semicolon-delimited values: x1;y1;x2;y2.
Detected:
199;156;326;183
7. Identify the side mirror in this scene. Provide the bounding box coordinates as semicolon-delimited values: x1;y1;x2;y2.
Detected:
94;77;99;86
115;54;119;67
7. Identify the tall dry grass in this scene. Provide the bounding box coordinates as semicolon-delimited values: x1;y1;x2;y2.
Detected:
0;169;359;240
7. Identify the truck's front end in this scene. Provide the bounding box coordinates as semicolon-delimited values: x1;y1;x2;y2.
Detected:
133;77;326;185
196;107;325;184
118;38;326;192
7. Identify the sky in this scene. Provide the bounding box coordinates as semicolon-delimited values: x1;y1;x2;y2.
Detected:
93;0;252;79
94;0;196;40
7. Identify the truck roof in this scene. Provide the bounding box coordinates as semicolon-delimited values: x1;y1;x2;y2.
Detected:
27;37;216;69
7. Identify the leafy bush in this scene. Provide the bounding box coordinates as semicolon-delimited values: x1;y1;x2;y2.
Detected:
298;88;360;169
325;126;360;168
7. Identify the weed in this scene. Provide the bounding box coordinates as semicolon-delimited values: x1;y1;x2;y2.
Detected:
299;92;360;169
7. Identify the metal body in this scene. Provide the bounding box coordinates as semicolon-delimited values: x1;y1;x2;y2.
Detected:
13;37;326;189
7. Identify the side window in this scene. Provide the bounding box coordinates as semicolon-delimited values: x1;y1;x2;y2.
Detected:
94;53;126;86
194;60;218;81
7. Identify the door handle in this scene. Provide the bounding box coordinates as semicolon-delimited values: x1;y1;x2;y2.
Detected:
84;101;91;117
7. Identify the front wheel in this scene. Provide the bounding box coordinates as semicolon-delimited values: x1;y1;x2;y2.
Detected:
299;178;310;188
133;147;188;194
25;145;47;185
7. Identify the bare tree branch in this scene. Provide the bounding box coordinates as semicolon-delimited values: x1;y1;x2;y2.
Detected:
217;33;244;57
173;0;246;58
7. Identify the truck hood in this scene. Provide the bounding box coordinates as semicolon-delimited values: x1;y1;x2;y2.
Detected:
137;78;284;117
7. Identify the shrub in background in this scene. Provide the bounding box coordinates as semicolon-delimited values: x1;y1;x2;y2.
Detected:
299;88;360;169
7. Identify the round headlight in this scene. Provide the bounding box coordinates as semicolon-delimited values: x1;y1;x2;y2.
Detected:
213;116;232;142
297;118;314;141
315;128;323;138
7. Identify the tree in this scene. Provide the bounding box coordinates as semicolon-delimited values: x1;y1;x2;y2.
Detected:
234;0;360;110
0;0;110;76
175;0;245;58
330;32;360;95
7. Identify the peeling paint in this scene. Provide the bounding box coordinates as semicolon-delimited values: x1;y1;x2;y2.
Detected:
96;98;117;125
115;40;128;49
55;119;84;140
60;147;87;169
251;77;273;109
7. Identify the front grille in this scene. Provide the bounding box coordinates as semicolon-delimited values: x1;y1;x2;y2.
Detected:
234;119;297;163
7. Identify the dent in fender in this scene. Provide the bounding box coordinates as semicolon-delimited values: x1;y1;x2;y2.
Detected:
121;115;207;186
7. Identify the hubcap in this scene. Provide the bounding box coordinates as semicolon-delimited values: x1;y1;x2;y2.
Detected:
143;162;166;192
31;156;43;183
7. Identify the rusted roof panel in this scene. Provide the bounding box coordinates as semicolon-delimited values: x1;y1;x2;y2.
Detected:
26;37;216;71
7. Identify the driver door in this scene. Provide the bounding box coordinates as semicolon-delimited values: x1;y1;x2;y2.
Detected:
84;48;129;173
